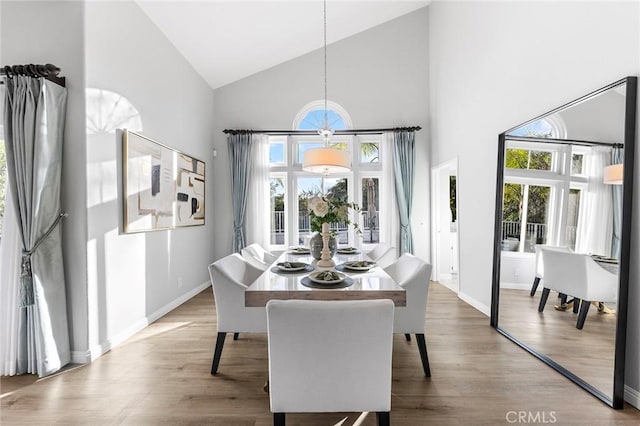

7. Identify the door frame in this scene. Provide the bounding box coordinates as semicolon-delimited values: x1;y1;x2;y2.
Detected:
431;158;460;293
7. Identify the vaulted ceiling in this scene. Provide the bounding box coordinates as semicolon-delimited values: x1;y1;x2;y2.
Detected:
136;1;430;89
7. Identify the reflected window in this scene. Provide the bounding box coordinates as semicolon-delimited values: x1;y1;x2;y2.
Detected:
571;153;584;175
566;188;582;250
502;183;550;253
506;148;552;171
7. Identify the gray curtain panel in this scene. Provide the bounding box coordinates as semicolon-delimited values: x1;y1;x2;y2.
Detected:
392;130;415;255
3;76;70;377
611;148;623;259
228;133;254;253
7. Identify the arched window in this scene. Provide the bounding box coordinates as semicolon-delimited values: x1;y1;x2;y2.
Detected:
509;116;567;139
267;101;390;251
292;100;352;131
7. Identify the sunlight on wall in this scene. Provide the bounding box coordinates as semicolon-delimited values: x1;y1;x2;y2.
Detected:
104;228;146;337
86;88;142;135
86;88;143;210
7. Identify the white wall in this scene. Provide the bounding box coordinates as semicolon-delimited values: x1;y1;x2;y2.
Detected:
429;0;640;404
212;7;430;262
1;0;89;353
2;0;215;361
84;1;215;358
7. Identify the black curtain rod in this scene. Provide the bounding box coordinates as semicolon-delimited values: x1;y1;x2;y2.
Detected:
0;63;66;87
505;135;622;148
223;126;421;136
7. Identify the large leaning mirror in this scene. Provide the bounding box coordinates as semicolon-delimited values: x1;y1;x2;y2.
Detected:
491;77;637;408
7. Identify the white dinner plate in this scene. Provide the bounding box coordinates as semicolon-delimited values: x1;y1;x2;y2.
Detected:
337;247;360;254
343;260;376;271
288;247;310;254
309;270;346;285
277;262;308;272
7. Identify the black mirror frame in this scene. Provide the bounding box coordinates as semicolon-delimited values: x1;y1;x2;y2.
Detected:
490;76;637;409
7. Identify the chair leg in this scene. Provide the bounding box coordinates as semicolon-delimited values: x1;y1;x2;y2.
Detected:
273;413;285;426
415;333;431;377
404;334;411;342
233;332;240;340
376;411;390;426
529;277;541;296
577;300;591;330
538;288;550;312
572;298;581;314
211;332;226;375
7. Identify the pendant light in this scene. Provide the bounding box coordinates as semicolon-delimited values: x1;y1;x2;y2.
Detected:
603;163;623;185
302;0;350;175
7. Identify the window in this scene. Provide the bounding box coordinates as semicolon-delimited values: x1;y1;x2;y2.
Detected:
502;140;589;254
267;101;389;250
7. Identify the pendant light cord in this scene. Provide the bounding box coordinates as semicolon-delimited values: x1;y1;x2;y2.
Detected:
323;0;328;131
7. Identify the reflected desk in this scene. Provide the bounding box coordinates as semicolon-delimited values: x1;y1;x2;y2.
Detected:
245;251;406;307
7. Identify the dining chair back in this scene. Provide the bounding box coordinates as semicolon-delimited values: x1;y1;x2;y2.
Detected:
539;249;618;329
208;253;267;374
366;243;397;269
384;253;432;376
530;244;572;296
245;243;278;264
267;299;394;426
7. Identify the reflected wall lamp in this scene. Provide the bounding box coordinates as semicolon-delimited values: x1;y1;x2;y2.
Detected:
603;163;623;185
302;0;350;175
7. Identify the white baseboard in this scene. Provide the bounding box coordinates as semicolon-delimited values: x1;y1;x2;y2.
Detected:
501;281;535;291
458;291;490;317
72;281;211;364
435;279;459;293
625;385;640;409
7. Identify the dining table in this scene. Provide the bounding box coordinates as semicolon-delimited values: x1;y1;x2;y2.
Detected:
244;247;406;307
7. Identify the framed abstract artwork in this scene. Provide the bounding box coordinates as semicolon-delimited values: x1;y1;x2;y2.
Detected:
122;130;205;233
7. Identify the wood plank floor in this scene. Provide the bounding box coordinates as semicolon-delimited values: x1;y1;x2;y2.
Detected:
499;288;617;395
2;283;639;425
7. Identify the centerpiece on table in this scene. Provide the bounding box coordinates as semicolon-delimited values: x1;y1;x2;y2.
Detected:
307;195;360;263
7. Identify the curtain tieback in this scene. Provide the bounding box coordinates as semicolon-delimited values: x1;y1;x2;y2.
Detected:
20;212;68;307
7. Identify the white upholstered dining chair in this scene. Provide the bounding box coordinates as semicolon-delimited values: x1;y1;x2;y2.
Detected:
241;243;278;271
538;249;618;329
208;253;266;374
384;253;432;376
365;243;397;269
529;244;572;297
267;299;395;426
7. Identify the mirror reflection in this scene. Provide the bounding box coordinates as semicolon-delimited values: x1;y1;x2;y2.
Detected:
496;80;628;404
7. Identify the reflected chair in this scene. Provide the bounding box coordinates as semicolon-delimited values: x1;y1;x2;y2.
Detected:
530;244;572;297
267;299;394;426
208;253;266;374
538;249;618;329
241;243;278;271
365;243;397;269
383;253;433;376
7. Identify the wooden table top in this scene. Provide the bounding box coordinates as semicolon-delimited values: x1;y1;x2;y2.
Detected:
244;249;406;307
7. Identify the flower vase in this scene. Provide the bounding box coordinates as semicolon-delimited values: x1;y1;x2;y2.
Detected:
309;232;337;260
